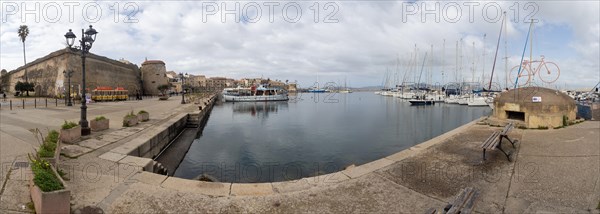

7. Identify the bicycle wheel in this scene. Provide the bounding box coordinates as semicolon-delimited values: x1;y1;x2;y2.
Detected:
510;65;531;87
538;62;561;83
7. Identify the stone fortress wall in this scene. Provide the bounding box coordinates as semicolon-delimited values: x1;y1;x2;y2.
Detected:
1;48;143;97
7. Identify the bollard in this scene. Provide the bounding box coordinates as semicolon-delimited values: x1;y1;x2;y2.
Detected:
35;99;37;108
10;100;12;110
56;98;58;106
22;99;25;109
45;98;48;107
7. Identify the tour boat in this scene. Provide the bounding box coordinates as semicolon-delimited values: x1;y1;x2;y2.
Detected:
222;85;288;102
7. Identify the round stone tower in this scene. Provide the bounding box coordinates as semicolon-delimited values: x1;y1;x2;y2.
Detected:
140;60;169;95
493;87;577;128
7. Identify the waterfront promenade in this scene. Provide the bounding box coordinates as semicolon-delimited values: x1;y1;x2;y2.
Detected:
0;97;599;213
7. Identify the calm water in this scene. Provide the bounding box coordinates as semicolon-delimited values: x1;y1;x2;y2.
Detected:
174;92;491;182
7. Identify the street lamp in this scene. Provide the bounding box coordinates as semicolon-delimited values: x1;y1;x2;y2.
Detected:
179;72;187;104
64;25;98;136
63;70;73;106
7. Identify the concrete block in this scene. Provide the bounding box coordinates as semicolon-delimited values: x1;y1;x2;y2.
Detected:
79;138;111;150
230;183;274;196
118;155;153;172
341;158;395;179
385;149;415;162
98;152;126;162
303;172;350;187
271;179;312;193
131;171;167;185
161;177;231;196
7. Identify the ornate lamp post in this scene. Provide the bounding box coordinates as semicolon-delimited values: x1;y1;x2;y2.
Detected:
64;25;98;136
179;72;187;104
63;70;73;106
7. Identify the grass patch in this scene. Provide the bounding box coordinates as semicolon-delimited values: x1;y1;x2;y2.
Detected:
29;154;64;192
26;202;34;211
94;116;106;121
38;130;58;158
61;120;78;130
138;110;148;114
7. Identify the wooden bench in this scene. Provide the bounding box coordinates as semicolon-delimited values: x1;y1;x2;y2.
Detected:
480;123;519;161
424;187;479;214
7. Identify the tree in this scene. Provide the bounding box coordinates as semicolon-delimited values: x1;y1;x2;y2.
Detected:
15;81;34;96
18;25;29;96
157;84;171;96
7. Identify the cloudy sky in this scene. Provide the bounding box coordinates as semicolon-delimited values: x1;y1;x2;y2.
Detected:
1;1;598;89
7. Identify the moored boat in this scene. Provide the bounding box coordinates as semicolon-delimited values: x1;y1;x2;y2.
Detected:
223;85;288;102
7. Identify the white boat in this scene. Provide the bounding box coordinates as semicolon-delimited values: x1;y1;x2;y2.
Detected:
457;96;469;105
467;96;488;106
223;85;288;102
445;95;459;104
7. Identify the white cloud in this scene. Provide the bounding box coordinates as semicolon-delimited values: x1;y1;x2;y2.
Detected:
0;1;598;89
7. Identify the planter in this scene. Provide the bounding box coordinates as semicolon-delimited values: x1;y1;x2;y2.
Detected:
90;119;109;131
159;95;169;100
123;116;138;127
29;167;70;214
59;126;81;144
137;112;149;122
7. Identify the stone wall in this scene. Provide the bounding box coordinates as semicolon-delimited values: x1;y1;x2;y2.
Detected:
141;60;169;95
0;48;141;97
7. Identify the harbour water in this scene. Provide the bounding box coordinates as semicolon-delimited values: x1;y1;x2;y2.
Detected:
174;92;491;183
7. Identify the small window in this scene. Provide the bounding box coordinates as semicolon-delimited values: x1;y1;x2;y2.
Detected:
156;73;159;76
506;111;525;121
151;81;156;84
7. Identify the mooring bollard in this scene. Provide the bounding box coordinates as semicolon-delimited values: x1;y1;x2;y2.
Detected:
22;99;25;109
55;98;58;106
34;99;37;108
45;98;48;107
10;100;12;110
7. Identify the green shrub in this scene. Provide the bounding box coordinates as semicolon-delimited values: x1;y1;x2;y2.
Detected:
38;130;59;158
123;111;137;127
94;116;106;121
138;110;148;114
61;121;78;130
28;154;63;192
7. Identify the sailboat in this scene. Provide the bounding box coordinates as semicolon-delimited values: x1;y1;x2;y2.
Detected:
339;77;352;93
309;71;327;93
409;52;434;105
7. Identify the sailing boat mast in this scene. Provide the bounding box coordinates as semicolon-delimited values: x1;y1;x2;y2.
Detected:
489;11;506;90
482;34;486;85
504;11;508;89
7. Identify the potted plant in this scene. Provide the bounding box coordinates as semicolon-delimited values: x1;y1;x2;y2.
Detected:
122;111;138;127
137;110;149;122
157;84;171;100
37;130;59;165
59;121;80;144
28;153;70;214
90;116;109;131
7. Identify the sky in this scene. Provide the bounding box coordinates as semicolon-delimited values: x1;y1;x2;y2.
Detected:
1;1;598;90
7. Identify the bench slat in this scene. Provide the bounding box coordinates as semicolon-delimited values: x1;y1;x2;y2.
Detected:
447;187;479;214
481;132;500;149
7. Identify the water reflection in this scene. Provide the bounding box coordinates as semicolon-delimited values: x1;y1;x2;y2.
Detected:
231;102;288;117
174;92;491;183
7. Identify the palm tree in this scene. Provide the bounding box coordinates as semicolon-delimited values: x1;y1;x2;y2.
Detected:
18;25;29;96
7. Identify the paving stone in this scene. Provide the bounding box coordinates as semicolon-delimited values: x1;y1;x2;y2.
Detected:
79;138;111;149
98;152;126;162
230;183;274;196
61;144;93;158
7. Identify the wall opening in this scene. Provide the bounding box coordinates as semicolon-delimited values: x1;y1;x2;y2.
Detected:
506;111;525;121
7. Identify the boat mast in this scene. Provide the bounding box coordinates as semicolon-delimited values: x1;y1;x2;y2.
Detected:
504;11;508;89
482;34;486;86
442;39;446;86
489;11;506;90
